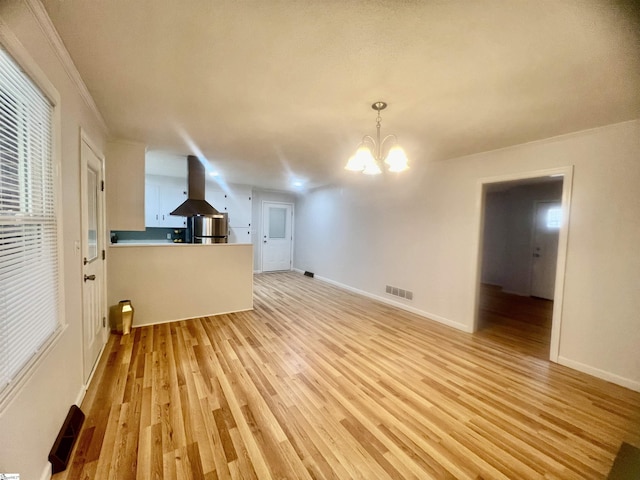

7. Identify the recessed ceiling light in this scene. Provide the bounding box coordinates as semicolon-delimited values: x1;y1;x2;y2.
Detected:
292;180;304;188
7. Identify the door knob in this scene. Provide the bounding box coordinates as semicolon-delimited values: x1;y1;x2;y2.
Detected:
84;274;96;281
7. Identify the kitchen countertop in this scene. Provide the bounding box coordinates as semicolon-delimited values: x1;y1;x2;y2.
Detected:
110;241;251;247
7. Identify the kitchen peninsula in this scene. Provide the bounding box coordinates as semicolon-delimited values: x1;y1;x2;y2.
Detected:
107;243;253;327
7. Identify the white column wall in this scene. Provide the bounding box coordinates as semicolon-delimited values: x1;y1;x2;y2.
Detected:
0;2;109;478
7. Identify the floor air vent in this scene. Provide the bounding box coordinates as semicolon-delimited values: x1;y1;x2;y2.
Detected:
304;271;314;278
386;285;413;300
49;405;85;474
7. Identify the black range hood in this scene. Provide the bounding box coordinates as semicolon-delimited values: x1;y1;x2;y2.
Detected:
170;155;220;217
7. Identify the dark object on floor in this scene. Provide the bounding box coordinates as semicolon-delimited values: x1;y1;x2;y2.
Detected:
608;442;640;479
304;271;314;278
49;405;85;474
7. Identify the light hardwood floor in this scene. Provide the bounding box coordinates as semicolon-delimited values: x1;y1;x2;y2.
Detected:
54;272;640;479
476;284;553;360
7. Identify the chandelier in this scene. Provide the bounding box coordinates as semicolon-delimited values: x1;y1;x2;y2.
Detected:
345;101;409;175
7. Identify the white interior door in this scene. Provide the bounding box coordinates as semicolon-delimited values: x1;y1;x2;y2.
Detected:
530;201;561;300
81;135;107;382
262;202;293;272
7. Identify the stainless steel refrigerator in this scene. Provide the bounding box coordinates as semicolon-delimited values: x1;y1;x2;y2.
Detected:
189;213;228;243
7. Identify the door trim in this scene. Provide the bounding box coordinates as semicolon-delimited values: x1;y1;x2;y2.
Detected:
80;129;108;382
472;166;574;363
261;201;294;273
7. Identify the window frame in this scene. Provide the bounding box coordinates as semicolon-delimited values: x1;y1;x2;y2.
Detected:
0;24;66;409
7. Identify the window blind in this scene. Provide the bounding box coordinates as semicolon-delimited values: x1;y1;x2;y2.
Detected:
0;45;59;396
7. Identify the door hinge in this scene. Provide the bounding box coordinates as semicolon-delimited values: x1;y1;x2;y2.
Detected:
102;317;106;328
102;249;106;260
101;180;105;191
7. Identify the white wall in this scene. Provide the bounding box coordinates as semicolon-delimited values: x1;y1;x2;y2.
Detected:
0;1;108;478
482;182;563;294
294;120;640;391
251;189;296;271
481;191;508;286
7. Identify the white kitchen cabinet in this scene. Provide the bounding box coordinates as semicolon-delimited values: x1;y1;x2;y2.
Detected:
205;183;252;243
205;182;227;213
144;180;160;227
145;175;187;228
205;184;252;227
228;227;251;244
225;187;252;228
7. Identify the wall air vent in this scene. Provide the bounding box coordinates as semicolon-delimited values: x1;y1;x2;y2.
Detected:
385;285;413;300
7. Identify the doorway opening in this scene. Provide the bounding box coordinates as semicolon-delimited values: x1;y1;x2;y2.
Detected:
474;167;573;362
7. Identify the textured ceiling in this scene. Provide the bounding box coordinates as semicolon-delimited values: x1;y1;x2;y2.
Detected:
41;0;640;191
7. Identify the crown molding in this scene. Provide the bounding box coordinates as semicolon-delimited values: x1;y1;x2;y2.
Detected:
25;0;109;134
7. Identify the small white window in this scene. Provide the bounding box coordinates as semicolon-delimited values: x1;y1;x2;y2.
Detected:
546;206;562;229
0;44;61;399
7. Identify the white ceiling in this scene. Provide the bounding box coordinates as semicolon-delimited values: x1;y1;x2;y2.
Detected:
41;0;640;191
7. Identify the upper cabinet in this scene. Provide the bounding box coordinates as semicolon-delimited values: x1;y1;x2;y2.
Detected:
145;175;187;228
205;185;226;215
226;186;252;228
145;152;188;228
206;183;252;229
106;140;146;231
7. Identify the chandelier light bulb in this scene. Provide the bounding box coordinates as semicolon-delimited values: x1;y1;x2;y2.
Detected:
385;145;409;172
362;155;382;175
345;145;374;172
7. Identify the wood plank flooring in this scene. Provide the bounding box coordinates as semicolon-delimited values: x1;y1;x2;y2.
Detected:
54;272;640;479
477;284;553;360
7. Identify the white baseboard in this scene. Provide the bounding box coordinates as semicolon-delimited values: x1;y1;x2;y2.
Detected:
557;356;640;392
74;384;87;409
39;462;51;480
313;274;473;333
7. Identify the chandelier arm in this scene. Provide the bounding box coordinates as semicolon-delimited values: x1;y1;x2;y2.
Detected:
380;134;398;148
361;134;382;161
361;134;376;144
379;134;397;160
